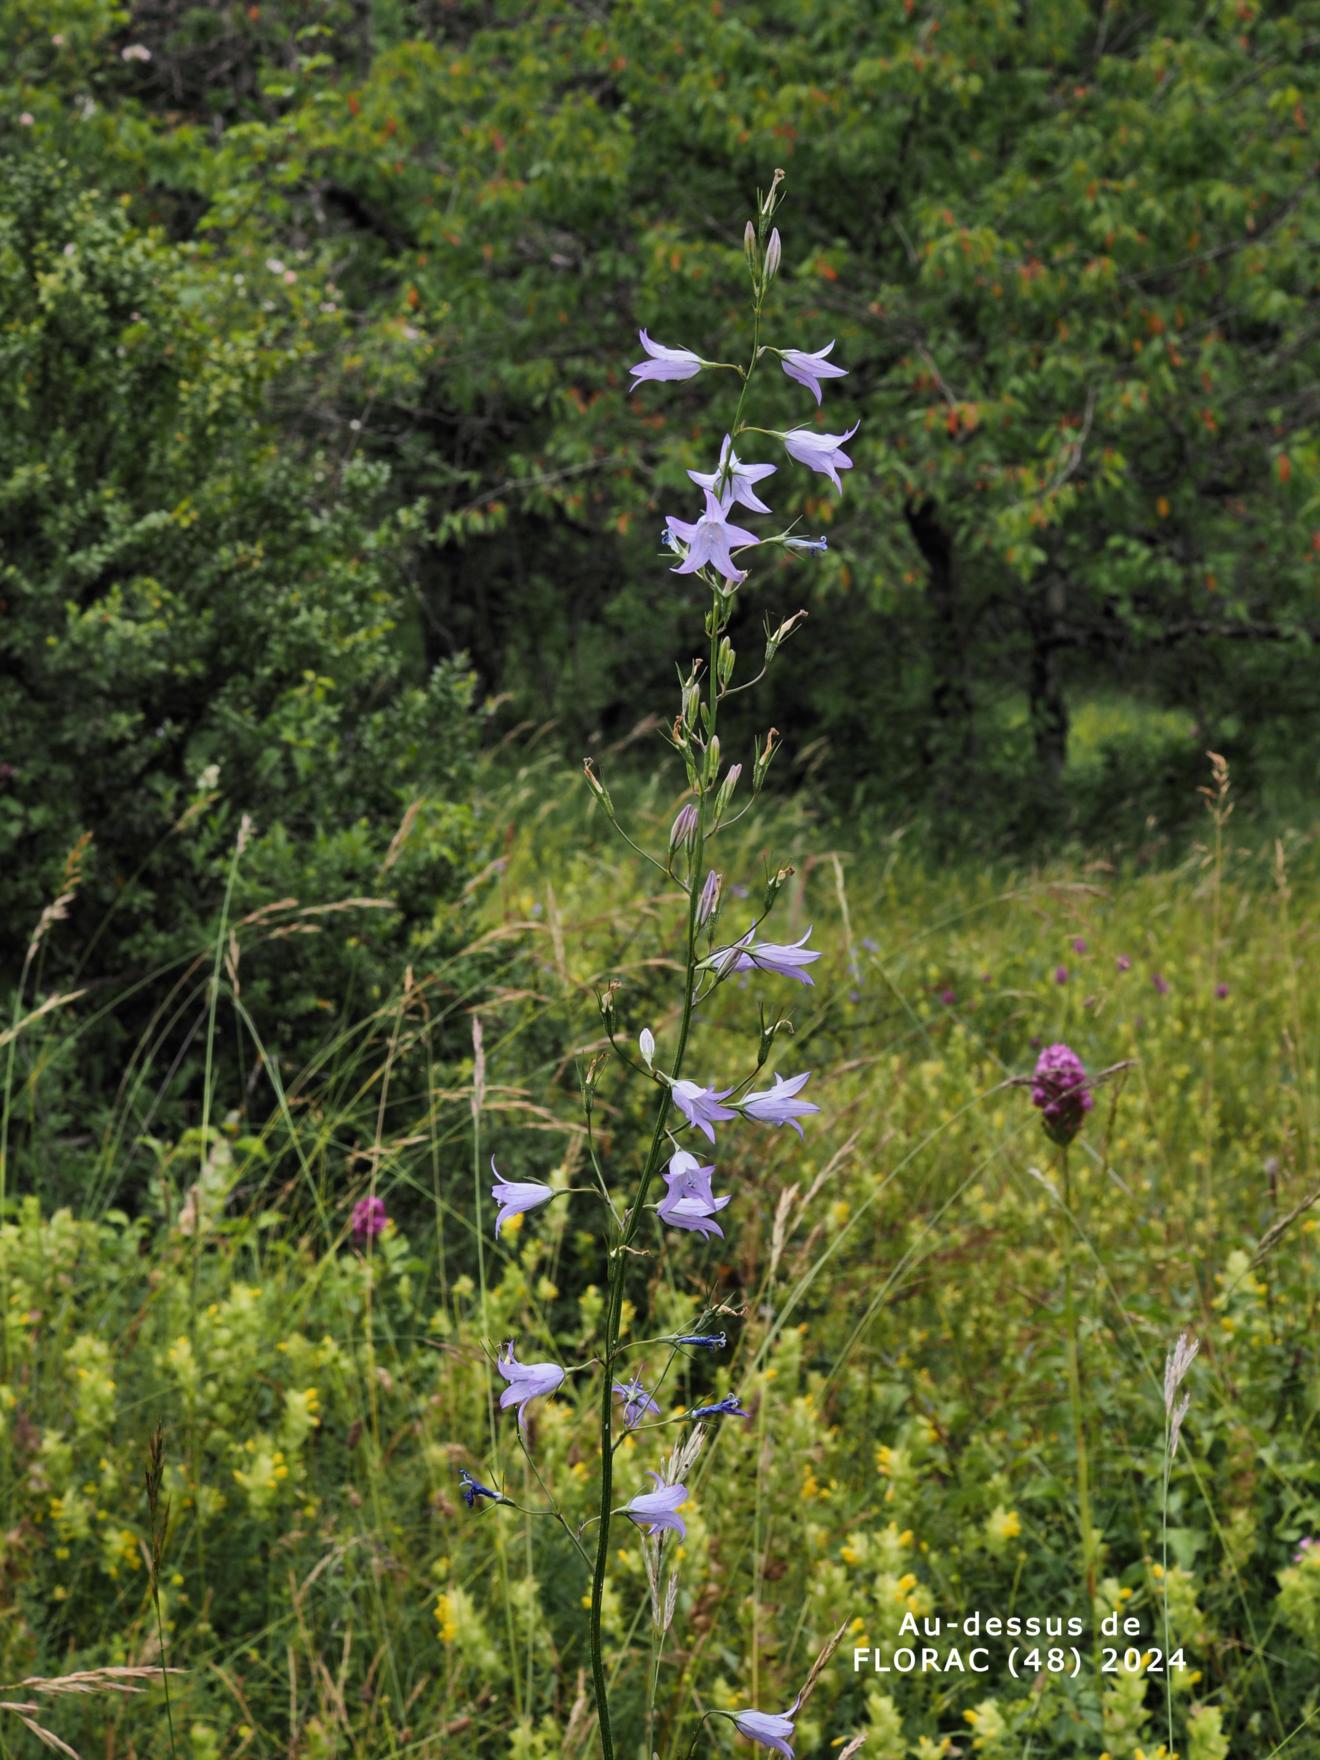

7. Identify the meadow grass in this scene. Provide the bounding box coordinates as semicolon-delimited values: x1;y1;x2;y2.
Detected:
1;750;1318;1758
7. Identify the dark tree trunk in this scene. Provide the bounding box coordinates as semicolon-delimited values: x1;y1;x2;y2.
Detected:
904;498;975;791
1027;572;1069;789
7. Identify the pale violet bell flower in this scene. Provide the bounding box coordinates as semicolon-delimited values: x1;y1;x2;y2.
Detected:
623;1471;688;1538
489;1157;555;1236
657;1149;731;1240
784;535;828;555
629;329;704;392
778;340;848;406
665;490;759;586
732;1701;800;1758
781;421;860;491
671;1078;737;1145
639;1027;656;1069
688;434;777;514
740;1072;820;1137
710;926;821;986
496;1343;565;1430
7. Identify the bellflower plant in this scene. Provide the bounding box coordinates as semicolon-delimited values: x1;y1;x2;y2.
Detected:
472;173;856;1760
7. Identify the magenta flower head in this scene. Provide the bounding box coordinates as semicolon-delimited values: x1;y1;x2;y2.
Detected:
741;1071;820;1137
629;330;703;392
623;1471;687;1538
666;490;759;585
1030;1043;1094;1146
657;1148;731;1239
709;926;821;987
778;341;847;406
1215;981;1230;1000
671;1078;737;1144
351;1195;387;1244
496;1342;566;1430
689;434;777;514
489;1157;555;1237
1055;964;1069;985
780;421;859;491
1294;1536;1316;1565
1072;936;1088;954
612;1378;661;1429
1152;971;1170;995
732;1702;800;1757
1116;954;1132;972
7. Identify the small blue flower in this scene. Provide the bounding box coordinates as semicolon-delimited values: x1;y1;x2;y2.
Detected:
784;535;829;554
458;1468;505;1510
674;1330;727;1350
612;1378;661;1429
688;1394;750;1420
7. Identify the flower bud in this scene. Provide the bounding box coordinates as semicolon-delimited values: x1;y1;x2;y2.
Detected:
583;758;615;818
669;802;699;849
763;227;781;283
717;636;735;689
639;1027;655;1069
704;733;721;788
713;762;742;823
681;678;700;729
598;980;620;1031
581;1052;606;1117
743;219;757;272
753;728;781;790
696;868;721;927
758;1008;794;1064
764;609;808;664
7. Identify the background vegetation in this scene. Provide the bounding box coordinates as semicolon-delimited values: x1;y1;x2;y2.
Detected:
1;1;1317;1755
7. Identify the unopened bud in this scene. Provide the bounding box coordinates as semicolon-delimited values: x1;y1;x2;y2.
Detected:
717;636;735;688
583;758;615;817
639;1027;656;1069
681;679;700;728
696;868;721;927
743;219;757;270
598;980;620;1030
764;609;808;664
670;802;699;849
704;734;721;788
753;728;781;790
713;763;742;822
758;1008;794;1064
763;227;781;283
760;168;785;218
581;1052;606;1116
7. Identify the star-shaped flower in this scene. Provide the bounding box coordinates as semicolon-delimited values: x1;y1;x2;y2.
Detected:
665;491;760;585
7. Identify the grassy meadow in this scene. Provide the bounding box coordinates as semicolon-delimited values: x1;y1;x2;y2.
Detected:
3;744;1319;1760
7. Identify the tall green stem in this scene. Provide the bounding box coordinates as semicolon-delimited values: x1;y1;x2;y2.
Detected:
1059;1146;1096;1601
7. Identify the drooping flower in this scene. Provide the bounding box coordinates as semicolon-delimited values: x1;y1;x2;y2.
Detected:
351;1195;387;1244
1030;1043;1093;1146
623;1471;688;1538
672;1078;737;1144
666;490;759;585
741;1071;821;1137
458;1467;506;1509
613;1377;661;1428
778;341;847;406
709;926;821;987
732;1703;800;1758
689;434;777;514
629;330;704;392
489;1158;555;1236
674;1330;727;1350
688;1393;750;1420
496;1343;566;1430
657;1149;731;1239
780;421;859;491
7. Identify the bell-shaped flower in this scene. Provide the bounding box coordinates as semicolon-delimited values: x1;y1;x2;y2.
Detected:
489;1157;555;1236
629;330;704;392
671;1077;737;1144
665;490;759;586
612;1377;661;1429
781;421;859;491
623;1470;688;1538
458;1467;506;1509
496;1342;565;1430
740;1071;820;1137
688;434;777;514
732;1703;800;1757
657;1149;731;1240
778;341;848;406
709;926;821;986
